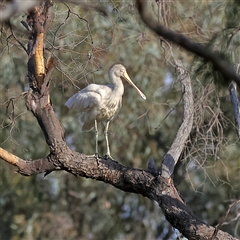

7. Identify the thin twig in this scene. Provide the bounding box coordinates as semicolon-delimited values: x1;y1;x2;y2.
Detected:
8;22;28;54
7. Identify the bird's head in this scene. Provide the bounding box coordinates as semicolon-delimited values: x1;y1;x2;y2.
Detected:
109;64;146;100
109;64;126;79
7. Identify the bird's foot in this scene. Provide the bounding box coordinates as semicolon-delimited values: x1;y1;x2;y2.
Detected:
93;153;101;165
93;153;100;158
104;154;114;160
93;153;114;161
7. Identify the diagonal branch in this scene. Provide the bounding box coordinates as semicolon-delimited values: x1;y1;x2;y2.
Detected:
136;0;240;87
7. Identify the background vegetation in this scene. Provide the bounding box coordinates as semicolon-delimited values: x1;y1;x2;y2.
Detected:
1;0;239;239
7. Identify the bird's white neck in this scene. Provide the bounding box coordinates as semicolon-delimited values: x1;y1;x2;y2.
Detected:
109;74;124;95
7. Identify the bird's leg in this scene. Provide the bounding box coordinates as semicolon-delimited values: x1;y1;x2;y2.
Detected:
94;120;99;158
104;121;113;159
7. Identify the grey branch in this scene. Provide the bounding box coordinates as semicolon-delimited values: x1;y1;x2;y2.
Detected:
161;61;194;178
229;64;240;140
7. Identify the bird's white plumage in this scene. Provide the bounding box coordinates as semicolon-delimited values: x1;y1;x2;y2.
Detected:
65;83;123;130
65;64;146;158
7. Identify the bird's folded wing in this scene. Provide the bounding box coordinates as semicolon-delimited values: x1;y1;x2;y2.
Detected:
65;90;102;112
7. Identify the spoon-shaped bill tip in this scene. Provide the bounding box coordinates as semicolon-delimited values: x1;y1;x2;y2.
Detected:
123;71;146;100
140;92;146;100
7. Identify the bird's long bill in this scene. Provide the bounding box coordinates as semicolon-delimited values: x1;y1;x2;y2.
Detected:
123;71;146;100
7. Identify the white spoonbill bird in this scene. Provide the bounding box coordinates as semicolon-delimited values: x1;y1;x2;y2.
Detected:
65;64;146;159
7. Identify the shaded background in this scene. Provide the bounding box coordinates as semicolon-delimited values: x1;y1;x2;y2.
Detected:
0;0;239;239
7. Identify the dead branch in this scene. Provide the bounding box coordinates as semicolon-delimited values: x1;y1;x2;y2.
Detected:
161;61;194;178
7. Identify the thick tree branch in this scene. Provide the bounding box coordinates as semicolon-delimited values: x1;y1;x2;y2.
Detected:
161;61;193;178
0;148;237;240
25;0;65;146
136;0;240;88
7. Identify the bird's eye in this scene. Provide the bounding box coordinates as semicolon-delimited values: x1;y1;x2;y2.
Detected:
120;69;125;75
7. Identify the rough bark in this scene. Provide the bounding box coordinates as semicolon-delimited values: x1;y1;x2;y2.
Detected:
0;148;238;240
